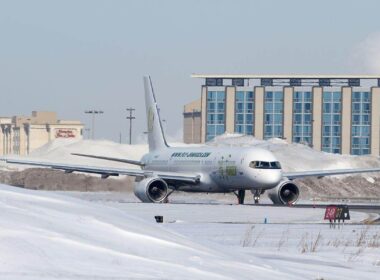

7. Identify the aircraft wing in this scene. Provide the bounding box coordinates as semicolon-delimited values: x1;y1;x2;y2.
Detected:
3;158;200;184
283;167;380;180
71;153;145;167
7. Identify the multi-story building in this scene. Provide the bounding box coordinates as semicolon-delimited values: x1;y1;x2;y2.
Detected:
183;74;380;156
0;111;83;155
183;99;202;144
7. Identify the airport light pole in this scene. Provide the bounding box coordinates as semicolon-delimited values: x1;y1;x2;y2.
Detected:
84;110;104;140
126;107;136;145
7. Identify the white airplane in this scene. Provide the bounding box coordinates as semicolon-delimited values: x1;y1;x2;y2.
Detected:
5;76;380;205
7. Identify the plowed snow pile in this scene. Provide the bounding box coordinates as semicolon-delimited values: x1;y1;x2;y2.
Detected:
1;134;380;200
25;134;380;171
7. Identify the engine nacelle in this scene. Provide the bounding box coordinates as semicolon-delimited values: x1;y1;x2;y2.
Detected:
134;177;169;203
267;180;300;205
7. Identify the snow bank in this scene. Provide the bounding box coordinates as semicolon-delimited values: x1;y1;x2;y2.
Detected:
170;223;380;279
29;139;147;168
2;135;380;199
22;134;380;173
0;184;300;280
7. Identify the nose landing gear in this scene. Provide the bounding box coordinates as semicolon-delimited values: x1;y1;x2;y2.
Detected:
252;189;264;204
254;193;260;204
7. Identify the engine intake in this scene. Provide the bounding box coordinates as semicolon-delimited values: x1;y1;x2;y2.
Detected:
267;180;299;205
134;177;169;203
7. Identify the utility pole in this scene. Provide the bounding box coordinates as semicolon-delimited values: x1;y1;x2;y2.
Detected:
84;110;104;140
126;107;136;144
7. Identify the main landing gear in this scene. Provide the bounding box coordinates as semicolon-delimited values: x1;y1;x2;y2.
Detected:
162;189;176;203
237;190;245;204
234;190;246;204
234;189;264;204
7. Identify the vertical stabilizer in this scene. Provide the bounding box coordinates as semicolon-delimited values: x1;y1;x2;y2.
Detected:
143;76;169;151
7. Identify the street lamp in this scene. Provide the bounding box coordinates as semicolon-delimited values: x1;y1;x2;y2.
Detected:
84;110;104;140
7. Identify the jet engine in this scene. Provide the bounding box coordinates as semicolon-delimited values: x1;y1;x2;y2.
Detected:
134;177;169;203
267;180;299;205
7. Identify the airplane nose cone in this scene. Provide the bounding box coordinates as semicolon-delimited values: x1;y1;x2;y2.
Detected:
259;170;282;188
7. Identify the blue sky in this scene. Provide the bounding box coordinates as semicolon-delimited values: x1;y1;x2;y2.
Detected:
1;0;380;142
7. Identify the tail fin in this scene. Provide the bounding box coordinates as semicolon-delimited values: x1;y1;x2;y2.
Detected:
143;76;169;151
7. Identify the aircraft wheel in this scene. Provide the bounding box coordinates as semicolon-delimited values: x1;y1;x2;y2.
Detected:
238;190;245;204
253;190;261;204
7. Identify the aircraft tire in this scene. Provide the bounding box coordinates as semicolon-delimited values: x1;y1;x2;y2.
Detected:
238;190;245;204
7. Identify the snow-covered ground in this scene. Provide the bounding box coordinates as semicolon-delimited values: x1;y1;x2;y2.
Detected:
1;184;379;279
1;135;380;278
0;184;292;280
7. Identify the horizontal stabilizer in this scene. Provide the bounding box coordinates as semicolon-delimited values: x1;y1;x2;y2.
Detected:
71;153;145;167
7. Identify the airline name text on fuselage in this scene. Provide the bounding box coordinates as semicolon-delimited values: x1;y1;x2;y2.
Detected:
171;152;211;158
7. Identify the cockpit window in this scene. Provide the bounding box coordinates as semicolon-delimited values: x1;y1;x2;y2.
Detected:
270;161;282;169
249;161;281;169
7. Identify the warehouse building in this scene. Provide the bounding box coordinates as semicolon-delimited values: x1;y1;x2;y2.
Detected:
0;111;83;156
183;74;380;156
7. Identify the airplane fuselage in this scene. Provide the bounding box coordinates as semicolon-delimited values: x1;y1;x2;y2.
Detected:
140;146;283;193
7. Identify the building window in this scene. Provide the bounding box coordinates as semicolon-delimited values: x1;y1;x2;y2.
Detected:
322;91;342;154
206;91;225;141
292;91;312;145
264;91;283;139
351;91;371;155
206;78;223;87
235;91;254;135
